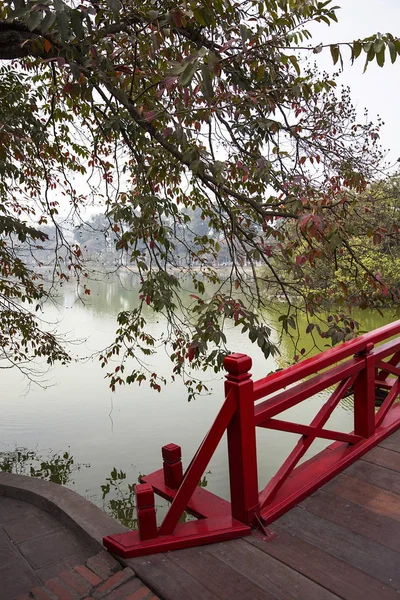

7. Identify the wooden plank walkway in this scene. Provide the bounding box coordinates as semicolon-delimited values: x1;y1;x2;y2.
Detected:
126;428;400;600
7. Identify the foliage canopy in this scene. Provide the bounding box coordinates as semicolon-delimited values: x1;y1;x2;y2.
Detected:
0;0;399;394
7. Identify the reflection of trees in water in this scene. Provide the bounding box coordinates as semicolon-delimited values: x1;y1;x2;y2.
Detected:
340;394;355;414
0;446;139;528
271;304;394;368
60;273;222;319
0;446;86;486
55;276;394;353
0;446;208;529
100;467;138;530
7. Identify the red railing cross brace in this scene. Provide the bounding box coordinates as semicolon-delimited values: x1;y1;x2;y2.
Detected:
259;373;358;510
157;389;236;536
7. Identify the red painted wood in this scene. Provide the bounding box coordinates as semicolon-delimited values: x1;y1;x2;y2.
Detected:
375;359;400;378
259;375;357;509
253;320;400;401
354;351;376;437
260;403;400;524
376;380;400;427
141;468;231;519
372;341;400;385
162;443;183;490
136;483;157;541
255;360;362;425
104;516;250;558
259;418;361;445
373;342;400;363
375;378;396;389
224;354;259;526
157;391;235;536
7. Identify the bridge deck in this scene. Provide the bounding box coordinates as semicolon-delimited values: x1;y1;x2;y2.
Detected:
127;428;400;600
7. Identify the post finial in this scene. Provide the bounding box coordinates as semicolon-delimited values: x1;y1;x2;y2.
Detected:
224;353;253;383
224;353;252;381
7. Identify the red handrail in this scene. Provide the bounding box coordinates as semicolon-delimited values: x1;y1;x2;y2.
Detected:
104;319;400;558
253;319;400;400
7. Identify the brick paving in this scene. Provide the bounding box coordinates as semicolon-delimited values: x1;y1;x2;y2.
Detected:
15;556;159;600
0;496;160;600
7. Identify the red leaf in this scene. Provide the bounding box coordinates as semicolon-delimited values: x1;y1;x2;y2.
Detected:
172;9;183;28
373;233;382;245
296;255;307;267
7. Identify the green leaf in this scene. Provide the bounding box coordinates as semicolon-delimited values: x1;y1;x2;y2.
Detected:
330;44;340;65
193;7;208;26
352;40;362;60
7;6;30;20
105;0;120;15
27;10;43;31
40;10;56;32
363;46;376;72
376;47;385;67
179;59;198;87
201;64;213;100
288;55;300;76
70;10;84;39
56;9;70;40
388;41;397;63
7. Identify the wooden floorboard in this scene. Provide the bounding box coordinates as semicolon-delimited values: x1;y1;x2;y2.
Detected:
361;445;400;471
247;529;399;600
325;472;400;521
128;553;220;600
342;457;400;494
379;429;400;453
300;487;400;552
206;539;341;600
272;505;400;590
167;544;274;600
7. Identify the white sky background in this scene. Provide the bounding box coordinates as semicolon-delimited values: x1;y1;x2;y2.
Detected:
310;0;400;164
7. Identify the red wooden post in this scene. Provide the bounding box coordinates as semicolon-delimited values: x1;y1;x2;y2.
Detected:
136;483;157;541
353;343;376;437
224;353;259;526
162;443;183;490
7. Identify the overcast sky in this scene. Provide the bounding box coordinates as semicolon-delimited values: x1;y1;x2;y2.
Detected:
311;0;400;164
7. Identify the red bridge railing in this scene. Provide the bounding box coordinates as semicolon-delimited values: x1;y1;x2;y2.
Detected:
104;320;400;557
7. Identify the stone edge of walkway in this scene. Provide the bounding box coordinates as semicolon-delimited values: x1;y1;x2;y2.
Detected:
0;472;128;552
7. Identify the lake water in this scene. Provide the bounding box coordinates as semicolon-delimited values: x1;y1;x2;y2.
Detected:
0;274;394;513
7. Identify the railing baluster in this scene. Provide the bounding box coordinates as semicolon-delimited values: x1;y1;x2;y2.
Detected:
162;443;183;490
354;343;375;437
224;354;259;526
136;483;157;541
